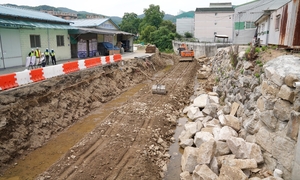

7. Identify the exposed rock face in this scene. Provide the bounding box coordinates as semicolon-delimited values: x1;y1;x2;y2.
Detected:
179;48;300;180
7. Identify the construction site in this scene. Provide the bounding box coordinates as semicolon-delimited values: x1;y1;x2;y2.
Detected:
1;44;300;180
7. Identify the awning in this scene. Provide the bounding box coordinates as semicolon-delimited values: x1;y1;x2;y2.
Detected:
0;18;76;29
68;27;134;36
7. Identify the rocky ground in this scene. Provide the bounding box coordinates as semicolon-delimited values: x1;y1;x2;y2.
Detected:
1;46;297;180
177;46;300;180
0;51;199;179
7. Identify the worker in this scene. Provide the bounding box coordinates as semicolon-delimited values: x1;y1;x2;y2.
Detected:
50;49;56;65
27;49;36;69
35;47;41;66
40;53;46;67
44;48;50;65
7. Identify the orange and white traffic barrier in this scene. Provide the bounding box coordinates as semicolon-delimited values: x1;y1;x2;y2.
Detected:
0;54;122;91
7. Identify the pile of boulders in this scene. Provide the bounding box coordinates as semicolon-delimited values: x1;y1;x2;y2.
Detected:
177;46;300;179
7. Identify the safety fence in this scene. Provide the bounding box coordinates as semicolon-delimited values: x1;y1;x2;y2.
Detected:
0;54;122;91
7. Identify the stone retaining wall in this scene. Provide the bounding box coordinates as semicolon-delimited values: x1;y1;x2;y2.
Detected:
179;47;300;179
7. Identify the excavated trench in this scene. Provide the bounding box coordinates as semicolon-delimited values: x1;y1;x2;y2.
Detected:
0;52;198;179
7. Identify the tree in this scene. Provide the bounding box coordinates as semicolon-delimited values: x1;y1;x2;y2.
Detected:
184;32;193;38
149;26;175;51
119;13;141;34
140;25;157;43
142;4;165;29
160;20;176;33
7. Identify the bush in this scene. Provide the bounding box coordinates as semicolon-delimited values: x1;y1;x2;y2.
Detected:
255;47;261;53
261;46;268;51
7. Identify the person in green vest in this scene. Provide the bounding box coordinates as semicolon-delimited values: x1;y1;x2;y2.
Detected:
44;48;50;65
27;49;36;69
50;49;56;65
35;47;41;66
28;49;35;57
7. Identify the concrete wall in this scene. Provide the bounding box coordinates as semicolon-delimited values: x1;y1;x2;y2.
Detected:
173;41;219;58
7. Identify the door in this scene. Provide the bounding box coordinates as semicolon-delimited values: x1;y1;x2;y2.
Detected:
0;29;22;68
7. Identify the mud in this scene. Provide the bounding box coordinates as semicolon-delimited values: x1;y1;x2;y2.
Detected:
0;52;198;179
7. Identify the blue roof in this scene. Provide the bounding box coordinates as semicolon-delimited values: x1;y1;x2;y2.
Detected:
0;5;71;23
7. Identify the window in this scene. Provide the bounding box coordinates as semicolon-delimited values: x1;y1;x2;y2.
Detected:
30;35;41;48
275;15;281;30
245;21;256;29
56;35;64;46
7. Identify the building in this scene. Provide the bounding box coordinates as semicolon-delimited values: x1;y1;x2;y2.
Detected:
255;0;300;49
0;5;75;68
176;18;194;36
69;18;134;58
233;0;290;45
194;3;234;42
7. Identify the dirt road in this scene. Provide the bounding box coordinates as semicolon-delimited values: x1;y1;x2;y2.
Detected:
0;53;198;180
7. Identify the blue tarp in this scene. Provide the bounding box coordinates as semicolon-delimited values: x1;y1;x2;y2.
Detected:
102;42;120;50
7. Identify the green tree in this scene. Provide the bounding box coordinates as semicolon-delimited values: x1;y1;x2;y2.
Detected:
184;32;193;38
149;26;175;51
142;4;165;29
140;25;157;43
160;20;176;33
119;13;141;34
139;4;165;43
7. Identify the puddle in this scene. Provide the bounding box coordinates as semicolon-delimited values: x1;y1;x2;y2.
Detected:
164;117;188;180
164;76;199;179
0;84;146;180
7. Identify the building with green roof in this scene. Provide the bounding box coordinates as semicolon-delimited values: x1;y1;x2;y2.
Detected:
0;5;75;68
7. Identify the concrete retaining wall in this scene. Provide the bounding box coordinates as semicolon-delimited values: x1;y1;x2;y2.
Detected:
172;41;231;58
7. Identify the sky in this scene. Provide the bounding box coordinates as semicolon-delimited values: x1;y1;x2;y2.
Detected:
1;0;253;17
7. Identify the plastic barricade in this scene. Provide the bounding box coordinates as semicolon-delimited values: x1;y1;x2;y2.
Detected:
101;56;107;66
85;57;101;68
113;54;122;62
109;55;115;64
30;68;45;82
53;64;64;77
62;61;79;74
0;73;18;90
16;70;32;86
78;59;86;70
105;56;111;64
42;66;56;79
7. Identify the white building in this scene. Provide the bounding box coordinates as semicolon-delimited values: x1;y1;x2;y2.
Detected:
176;18;194;36
194;3;234;42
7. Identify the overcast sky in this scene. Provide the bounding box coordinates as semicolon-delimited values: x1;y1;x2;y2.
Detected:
1;0;253;17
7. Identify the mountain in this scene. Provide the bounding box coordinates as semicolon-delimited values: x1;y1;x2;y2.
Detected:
1;4;194;25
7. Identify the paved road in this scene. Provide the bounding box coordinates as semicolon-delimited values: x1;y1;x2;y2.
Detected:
0;51;152;75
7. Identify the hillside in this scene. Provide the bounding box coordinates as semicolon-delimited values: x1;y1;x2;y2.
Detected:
1;4;194;25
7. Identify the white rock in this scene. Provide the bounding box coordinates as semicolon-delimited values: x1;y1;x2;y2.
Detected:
227;137;264;164
180;171;192;180
218;126;238;141
193;94;209;108
181;147;199;173
194;132;214;148
197;139;216;165
223;158;257;169
180;139;194;148
192;164;218;180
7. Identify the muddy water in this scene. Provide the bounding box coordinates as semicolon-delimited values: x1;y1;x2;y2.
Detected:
164;77;200;179
164;117;187;180
0;84;146;180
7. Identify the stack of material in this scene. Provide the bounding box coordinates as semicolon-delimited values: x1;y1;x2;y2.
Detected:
145;44;156;53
